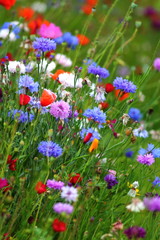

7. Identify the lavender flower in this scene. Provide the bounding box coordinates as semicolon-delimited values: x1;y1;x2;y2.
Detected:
53;202;73;214
80;128;101;143
153;58;160;71
113;77;137;93
137;154;155;166
8;109;34;123
38;141;63;157
61;186;78;202
88;63;110;79
152;177;160;187
83;107;106;125
50;100;70;119
124;226;146;239
18;75;39;93
104;174;118;189
144;196;160;211
32;37;56;52
46;179;64;190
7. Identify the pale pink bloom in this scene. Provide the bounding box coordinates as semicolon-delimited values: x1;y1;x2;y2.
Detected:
38;23;62;39
55;54;72;67
126;198;145;212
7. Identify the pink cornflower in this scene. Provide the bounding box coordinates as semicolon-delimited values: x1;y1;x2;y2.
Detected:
61;186;78;202
137;154;155;166
38;23;63;39
50;100;70;119
0;178;9;189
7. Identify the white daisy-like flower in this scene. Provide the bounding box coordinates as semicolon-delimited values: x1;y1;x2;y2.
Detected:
39;60;56;74
90;83;106;103
55;54;72;67
126;198;145;212
0;29;16;41
61;186;78;202
8;61;26;74
58;72;83;88
31;2;47;13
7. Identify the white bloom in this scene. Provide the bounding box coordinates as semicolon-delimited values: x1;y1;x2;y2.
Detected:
133;124;148;138
31;2;47;13
39;60;56;73
55;54;72;67
127;189;137;198
126;198;145;212
58;72;83;88
0;29;16;41
90;84;106;103
8;61;26;74
121;113;130;125
61;186;78;202
132;181;139;188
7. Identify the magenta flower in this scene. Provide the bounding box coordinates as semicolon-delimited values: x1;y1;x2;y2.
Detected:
144;196;160;211
50;100;70;119
137;154;155;166
0;178;9;189
153;58;160;71
124;226;146;239
38;23;63;39
46;179;64;190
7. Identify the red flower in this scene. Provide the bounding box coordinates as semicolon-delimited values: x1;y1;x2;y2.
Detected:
82;4;92;15
115;89;129;101
18;7;35;21
0;0;16;10
83;133;93;143
86;0;98;6
76;34;90;45
69;173;83;184
7;155;18;171
105;83;114;93
52;219;67;232
19;94;31;105
99;102;109;109
35;181;47;194
40;89;57;107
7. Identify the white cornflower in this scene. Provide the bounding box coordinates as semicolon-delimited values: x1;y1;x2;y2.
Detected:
61;186;78;202
55;54;72;67
0;29;16;41
58;72;83;88
126;198;145;212
8;61;26;74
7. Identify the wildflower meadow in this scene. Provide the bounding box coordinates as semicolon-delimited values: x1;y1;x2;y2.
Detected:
0;0;160;239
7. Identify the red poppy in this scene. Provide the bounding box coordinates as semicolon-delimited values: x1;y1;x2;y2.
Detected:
115;89;129;101
52;219;67;232
0;52;14;65
83;133;93;143
40;89;57;107
105;83;114;93
18;7;35;21
86;0;98;6
50;69;65;81
35;181;47;194
19;94;31;105
82;4;92;15
69;173;83;184
0;0;16;10
7;155;18;171
28;16;50;34
99;102;109;109
76;34;90;45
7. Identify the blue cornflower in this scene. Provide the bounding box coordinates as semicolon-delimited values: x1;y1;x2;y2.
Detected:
139;144;160;158
0;22;21;40
8;109;34;123
18;75;39;93
125;149;134;158
32;37;56;52
80;128;101;143
133;128;148;138
54;36;64;44
83;107;106;125
62;32;79;49
88;63;110;79
113;77;137;93
152;177;160;187
38;141;63;157
128;108;142;121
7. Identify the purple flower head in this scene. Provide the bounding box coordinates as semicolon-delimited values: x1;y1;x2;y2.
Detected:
104;174;118;189
38;141;63;157
137;154;155;166
139;144;160;158
113;77;137;93
50;100;70;119
62;32;79;49
83;107;106;125
144;196;160;211
153;58;160;71
88;63;110;79
18;75;39;93
124;226;146;239
8;109;34;123
125;149;134;158
128;108;142;121
46;179;64;190
32;37;56;52
53;202;73;214
152;177;160;187
80;128;101;144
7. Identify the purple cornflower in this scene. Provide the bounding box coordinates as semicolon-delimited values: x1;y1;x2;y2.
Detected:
88;63;110;79
153;58;160;71
18;75;39;93
80;128;101;143
53;202;73;214
152;177;160;187
124;226;146;239
144;196;160;211
139;144;160;158
8;109;34;123
46;179;64;190
113;77;137;93
137;154;155;166
38;141;63;157
125;149;134;158
104;174;118;189
50;100;70;119
32;37;56;52
128;108;142;121
83;107;106;125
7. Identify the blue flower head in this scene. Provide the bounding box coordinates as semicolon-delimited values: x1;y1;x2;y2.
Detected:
113;77;137;93
8;110;34;123
125;149;134;158
33;37;56;52
139;144;160;158
18;75;39;93
38;141;63;157
80;128;101;143
88;63;110;79
83;107;106;125
128;108;142;121
152;177;160;187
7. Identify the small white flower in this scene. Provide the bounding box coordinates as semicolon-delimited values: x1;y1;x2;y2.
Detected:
61;186;78;202
0;29;16;41
90;84;106;103
132;181;139;188
127;189;137;198
121;113;130;125
126;198;145;212
8;61;26;74
55;54;72;67
39;60;56;73
58;72;83;88
31;2;47;13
